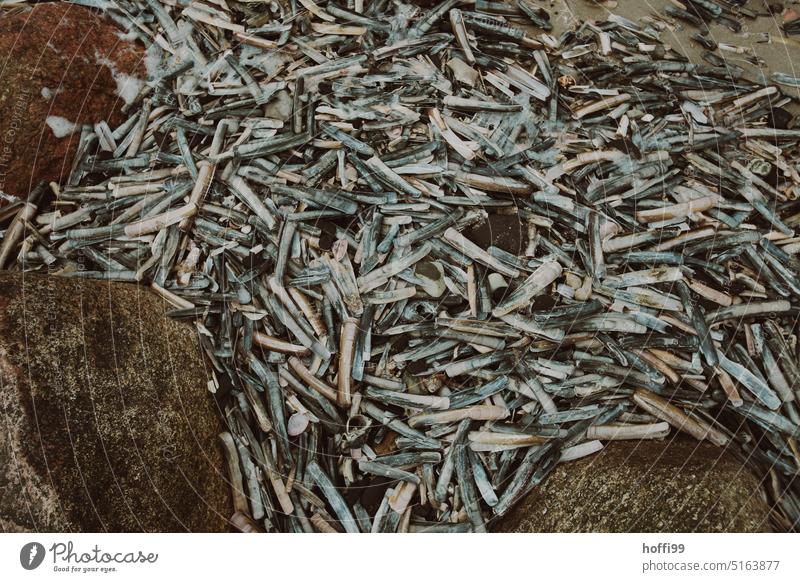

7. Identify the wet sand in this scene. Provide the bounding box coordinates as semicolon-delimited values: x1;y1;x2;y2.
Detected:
522;0;800;106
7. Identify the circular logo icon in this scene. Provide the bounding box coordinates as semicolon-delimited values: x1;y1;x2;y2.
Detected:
20;542;46;570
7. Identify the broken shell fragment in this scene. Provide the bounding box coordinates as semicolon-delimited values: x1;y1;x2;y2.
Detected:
287;413;310;437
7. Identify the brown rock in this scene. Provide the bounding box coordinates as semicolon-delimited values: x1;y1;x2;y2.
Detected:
493;438;774;532
0;3;145;200
0;272;230;532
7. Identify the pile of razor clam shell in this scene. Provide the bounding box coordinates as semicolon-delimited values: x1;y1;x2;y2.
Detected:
5;0;800;532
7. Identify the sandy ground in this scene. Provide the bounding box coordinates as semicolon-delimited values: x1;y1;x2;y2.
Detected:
520;0;800;104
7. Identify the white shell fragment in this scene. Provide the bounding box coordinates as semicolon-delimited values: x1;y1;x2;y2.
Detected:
287;413;310;437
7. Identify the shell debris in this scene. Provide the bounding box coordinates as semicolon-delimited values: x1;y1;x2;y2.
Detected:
4;0;800;532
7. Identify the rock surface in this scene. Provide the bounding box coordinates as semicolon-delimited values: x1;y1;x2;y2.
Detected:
493;438;774;532
0;272;230;532
0;3;145;201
